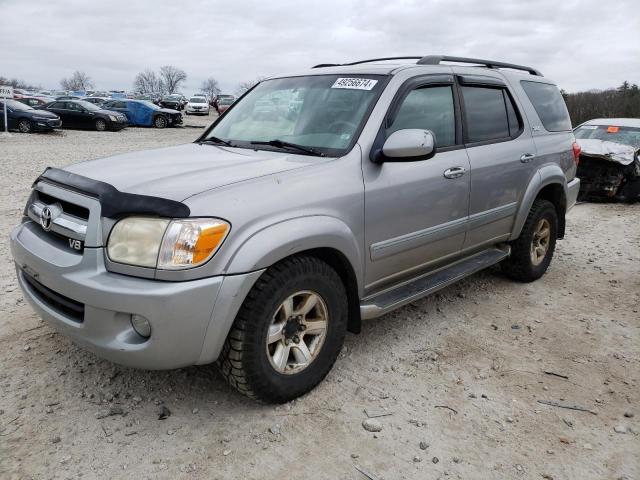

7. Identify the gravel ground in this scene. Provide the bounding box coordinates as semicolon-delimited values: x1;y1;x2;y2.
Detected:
0;120;638;480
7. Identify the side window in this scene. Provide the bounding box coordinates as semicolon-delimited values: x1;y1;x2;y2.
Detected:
51;102;66;109
520;81;572;132
388;86;456;148
461;86;514;143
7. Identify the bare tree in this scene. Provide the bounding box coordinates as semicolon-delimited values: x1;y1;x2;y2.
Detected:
60;71;94;91
200;77;221;101
159;65;187;94
134;69;162;93
0;76;39;90
235;76;265;96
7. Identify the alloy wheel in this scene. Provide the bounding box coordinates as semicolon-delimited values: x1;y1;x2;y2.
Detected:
530;218;551;266
266;290;329;375
18;119;31;133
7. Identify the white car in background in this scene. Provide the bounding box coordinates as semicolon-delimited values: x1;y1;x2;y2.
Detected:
185;96;209;115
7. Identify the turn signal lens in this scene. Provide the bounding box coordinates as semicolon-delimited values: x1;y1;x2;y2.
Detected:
157;219;230;269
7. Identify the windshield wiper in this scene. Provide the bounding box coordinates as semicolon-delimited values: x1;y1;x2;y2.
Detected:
199;136;234;147
250;139;325;157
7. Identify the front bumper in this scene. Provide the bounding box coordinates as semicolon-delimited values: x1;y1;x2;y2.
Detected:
108;119;127;131
10;221;262;370
33;118;62;131
186;107;209;114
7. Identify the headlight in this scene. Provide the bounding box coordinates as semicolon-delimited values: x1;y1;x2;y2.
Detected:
107;217;230;269
109;115;118;121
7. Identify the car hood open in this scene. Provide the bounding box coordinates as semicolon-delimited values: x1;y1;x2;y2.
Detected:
63;143;321;201
576;139;638;166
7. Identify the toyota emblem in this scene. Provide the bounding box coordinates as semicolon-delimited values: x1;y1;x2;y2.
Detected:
40;207;53;231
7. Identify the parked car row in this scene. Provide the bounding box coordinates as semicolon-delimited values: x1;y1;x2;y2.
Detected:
0;98;183;132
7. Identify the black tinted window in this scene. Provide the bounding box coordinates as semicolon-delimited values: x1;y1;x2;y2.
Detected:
51;102;66;109
389;86;456;147
462;86;510;142
520;81;571;131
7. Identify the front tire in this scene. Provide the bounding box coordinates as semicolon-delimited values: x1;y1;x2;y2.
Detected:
154;115;167;128
18;119;32;133
95;119;107;131
218;256;348;403
502;199;558;282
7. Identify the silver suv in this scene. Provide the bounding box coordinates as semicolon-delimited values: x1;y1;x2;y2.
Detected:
10;56;580;402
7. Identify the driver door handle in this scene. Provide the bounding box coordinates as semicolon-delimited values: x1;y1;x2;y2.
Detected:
443;166;466;179
520;153;536;163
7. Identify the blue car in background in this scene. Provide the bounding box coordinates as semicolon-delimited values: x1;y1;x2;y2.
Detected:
101;99;183;128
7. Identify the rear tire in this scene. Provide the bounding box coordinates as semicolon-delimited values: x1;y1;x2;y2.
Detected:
95;119;107;131
218;256;348;403
18;119;32;133
154;115;167;128
502;199;558;282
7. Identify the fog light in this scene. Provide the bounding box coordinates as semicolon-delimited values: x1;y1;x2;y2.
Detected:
131;314;151;338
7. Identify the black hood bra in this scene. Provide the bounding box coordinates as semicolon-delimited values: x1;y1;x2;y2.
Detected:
35;167;191;219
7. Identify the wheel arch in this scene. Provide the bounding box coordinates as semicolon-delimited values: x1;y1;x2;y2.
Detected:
223;216;364;334
511;165;568;240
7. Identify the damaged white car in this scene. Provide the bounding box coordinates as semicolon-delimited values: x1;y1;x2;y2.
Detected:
574;118;640;202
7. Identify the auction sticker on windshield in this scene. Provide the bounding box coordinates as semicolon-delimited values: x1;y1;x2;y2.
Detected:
331;78;378;90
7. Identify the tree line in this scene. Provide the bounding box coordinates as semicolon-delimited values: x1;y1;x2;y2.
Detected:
2;65;263;98
562;81;640;126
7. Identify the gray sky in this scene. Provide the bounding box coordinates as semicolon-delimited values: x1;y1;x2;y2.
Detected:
1;0;638;94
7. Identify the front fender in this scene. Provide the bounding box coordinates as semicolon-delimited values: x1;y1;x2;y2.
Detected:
510;164;568;240
224;215;364;292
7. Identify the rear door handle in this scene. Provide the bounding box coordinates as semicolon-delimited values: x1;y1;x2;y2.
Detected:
443;167;466;179
520;153;536;163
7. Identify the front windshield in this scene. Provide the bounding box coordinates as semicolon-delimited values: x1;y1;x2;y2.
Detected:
2;99;33;111
204;75;385;155
75;100;101;111
575;125;640;149
190;97;206;103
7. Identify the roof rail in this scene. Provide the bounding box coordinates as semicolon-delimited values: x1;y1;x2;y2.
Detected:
417;55;542;76
312;57;422;69
312;55;543;76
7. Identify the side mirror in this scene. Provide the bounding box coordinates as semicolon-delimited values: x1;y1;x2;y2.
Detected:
379;129;436;162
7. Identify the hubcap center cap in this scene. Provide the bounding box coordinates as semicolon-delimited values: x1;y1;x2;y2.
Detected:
283;317;302;339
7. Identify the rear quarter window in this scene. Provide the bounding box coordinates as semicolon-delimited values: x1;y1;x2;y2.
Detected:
520;81;572;132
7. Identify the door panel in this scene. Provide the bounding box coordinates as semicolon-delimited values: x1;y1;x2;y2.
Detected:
459;84;537;249
364;150;470;288
363;83;470;290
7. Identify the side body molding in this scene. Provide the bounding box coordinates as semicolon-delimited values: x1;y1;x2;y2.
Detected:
510;164;568;241
223;215;364;292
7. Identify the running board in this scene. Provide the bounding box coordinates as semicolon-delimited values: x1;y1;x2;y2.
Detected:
360;247;510;320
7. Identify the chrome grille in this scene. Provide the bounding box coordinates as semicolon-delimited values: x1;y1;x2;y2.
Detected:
27;200;88;241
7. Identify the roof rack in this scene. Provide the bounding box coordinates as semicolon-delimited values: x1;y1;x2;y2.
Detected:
417;55;542;76
312;55;542;76
312;57;423;68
